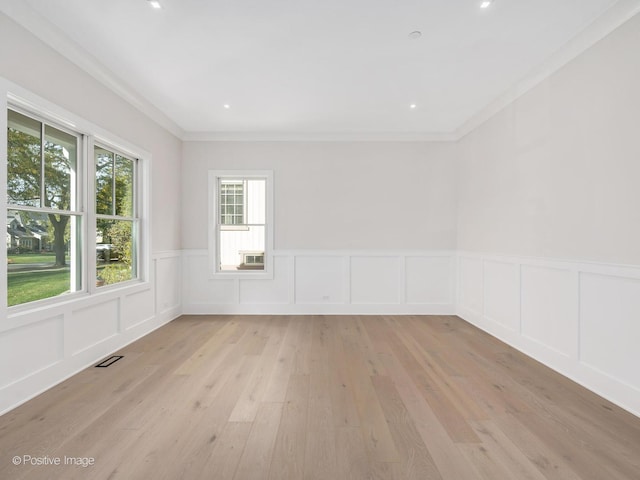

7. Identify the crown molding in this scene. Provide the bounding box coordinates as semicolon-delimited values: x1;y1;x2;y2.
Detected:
182;131;457;142
455;0;640;141
0;2;184;140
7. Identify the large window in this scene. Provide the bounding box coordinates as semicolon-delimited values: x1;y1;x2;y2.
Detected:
7;109;82;307
6;105;144;308
209;171;273;277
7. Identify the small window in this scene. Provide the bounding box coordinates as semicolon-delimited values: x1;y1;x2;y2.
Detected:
209;171;273;277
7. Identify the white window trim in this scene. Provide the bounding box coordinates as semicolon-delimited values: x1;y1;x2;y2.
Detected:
2;78;151;317
208;170;274;280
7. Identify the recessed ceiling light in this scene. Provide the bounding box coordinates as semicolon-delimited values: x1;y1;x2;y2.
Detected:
223;104;231;109
148;0;162;9
480;1;492;8
410;104;417;109
408;31;422;40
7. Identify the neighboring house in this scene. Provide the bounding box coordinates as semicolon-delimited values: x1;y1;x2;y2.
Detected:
219;178;266;270
6;211;49;252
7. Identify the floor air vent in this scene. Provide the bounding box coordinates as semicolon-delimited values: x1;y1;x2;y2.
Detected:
95;355;123;368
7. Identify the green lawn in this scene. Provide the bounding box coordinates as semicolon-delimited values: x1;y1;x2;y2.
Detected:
8;253;69;264
7;254;130;306
8;268;70;306
8;253;54;264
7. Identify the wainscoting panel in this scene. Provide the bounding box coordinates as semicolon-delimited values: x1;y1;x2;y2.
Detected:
182;249;456;315
0;251;182;416
350;256;400;304
521;265;575;357
457;252;640;418
0;316;63;389
405;256;453;304
579;272;640;389
458;256;483;315
295;255;345;305
122;288;155;331
483;260;520;332
67;300;119;356
156;254;181;314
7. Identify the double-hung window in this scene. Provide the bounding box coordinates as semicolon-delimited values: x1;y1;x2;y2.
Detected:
7;109;83;307
6;103;144;308
95;146;138;286
209;171;273;277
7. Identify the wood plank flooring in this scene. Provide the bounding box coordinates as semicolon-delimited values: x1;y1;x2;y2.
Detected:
1;315;639;480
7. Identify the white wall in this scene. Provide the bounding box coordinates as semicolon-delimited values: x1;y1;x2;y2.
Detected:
183;141;457;250
0;14;182;415
182;141;458;314
457;13;640;265
456;12;640;416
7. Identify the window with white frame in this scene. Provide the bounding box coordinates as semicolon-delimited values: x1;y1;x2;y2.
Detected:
209;171;272;276
6;104;145;308
95;146;138;287
6;108;83;307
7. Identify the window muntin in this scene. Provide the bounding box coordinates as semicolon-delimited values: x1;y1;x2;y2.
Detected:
210;172;272;276
220;180;245;226
95;146;138;287
6;109;82;306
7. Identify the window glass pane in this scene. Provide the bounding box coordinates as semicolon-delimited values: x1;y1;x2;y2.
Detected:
246;179;266;224
95;147;113;215
7;210;81;306
219;225;265;271
220;180;244;225
45;125;77;211
96;219;136;287
115;154;134;217
7;110;42;208
213;173;270;276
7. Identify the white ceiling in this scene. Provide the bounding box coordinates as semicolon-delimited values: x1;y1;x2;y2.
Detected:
1;0;635;138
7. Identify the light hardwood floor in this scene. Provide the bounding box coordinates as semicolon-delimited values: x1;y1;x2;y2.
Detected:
1;315;639;479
